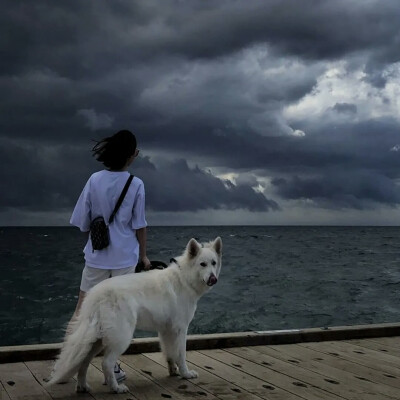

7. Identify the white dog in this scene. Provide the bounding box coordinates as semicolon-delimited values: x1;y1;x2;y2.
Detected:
47;237;222;394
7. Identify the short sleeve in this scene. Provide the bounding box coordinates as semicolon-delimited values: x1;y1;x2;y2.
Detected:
131;182;147;230
70;178;91;232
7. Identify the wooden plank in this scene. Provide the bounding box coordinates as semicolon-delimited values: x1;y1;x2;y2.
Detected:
0;362;52;400
229;345;390;399
188;349;335;400
121;353;226;400
344;339;400;356
25;360;94;400
1;382;11;400
299;341;400;378
200;347;360;400
262;342;400;390
3;323;400;364
249;344;399;399
91;357;177;400
27;360;133;400
77;363;138;400
366;337;400;349
142;351;268;400
302;340;400;373
133;323;400;351
0;343;62;364
226;345;363;398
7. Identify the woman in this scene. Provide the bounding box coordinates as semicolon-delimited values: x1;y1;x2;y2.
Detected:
69;129;151;382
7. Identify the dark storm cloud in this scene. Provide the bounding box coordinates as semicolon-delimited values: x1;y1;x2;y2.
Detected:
2;0;400;79
272;171;400;210
0;138;94;211
266;119;400;209
0;138;275;213
135;158;279;212
1;0;400;220
147;117;400;210
145;118;400;175
5;0;396;64
2;0;398;142
332;103;357;115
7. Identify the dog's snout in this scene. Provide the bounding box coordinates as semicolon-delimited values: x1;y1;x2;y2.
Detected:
207;274;218;286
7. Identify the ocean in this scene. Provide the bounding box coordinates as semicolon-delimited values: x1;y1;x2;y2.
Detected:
0;226;399;347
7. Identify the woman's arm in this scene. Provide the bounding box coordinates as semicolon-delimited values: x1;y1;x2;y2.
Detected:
136;227;151;270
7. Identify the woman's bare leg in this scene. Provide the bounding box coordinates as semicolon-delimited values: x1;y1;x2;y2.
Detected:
65;290;86;336
74;290;87;315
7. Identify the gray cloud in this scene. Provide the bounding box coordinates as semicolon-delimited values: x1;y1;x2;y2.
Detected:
332;103;357;115
77;109;114;131
0;137;277;215
0;138;94;211
129;157;279;212
3;0;399;67
1;0;400;223
272;170;400;210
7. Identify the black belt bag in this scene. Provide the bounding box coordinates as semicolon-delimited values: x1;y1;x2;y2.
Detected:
90;174;134;251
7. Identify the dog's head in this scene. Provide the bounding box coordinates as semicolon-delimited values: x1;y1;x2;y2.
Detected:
182;236;222;289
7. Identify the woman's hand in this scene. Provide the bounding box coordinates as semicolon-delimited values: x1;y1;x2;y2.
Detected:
141;256;152;271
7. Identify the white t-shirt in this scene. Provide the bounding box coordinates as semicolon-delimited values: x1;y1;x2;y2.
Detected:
70;170;147;269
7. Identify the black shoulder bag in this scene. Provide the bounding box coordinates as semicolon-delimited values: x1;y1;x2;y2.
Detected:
90;175;134;251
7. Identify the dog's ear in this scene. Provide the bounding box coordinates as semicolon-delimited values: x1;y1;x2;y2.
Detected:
187;238;201;259
212;237;222;256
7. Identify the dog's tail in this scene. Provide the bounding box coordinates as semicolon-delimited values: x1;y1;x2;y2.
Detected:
46;313;99;385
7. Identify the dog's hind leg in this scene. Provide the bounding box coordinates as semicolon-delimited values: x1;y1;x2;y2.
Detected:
102;349;129;393
76;339;103;393
101;318;134;393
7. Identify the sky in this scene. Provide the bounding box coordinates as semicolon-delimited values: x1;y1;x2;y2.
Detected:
2;0;400;226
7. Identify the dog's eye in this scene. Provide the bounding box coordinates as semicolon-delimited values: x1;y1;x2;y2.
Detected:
200;262;207;267
211;260;216;266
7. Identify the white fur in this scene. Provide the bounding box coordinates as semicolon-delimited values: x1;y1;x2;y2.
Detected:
47;237;222;394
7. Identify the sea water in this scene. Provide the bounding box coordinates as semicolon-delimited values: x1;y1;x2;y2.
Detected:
0;226;400;346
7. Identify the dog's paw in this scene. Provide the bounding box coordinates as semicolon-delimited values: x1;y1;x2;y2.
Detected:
181;369;198;379
76;382;91;393
112;383;129;393
168;362;179;377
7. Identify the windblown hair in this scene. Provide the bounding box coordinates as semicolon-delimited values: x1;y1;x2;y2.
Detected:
92;130;137;170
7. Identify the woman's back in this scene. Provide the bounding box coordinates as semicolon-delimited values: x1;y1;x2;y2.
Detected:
70;170;147;269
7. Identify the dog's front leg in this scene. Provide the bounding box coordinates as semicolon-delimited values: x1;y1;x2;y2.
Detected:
175;330;198;379
159;330;179;376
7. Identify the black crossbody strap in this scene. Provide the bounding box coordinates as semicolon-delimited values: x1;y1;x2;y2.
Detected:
108;175;134;224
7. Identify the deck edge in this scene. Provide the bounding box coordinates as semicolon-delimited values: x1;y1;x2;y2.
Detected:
1;322;399;363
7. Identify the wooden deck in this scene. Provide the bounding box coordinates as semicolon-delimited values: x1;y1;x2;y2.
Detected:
1;336;400;400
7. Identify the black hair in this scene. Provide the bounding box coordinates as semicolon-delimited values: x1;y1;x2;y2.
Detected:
92;130;137;170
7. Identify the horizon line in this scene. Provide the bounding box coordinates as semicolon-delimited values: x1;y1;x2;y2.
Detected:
1;224;399;228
